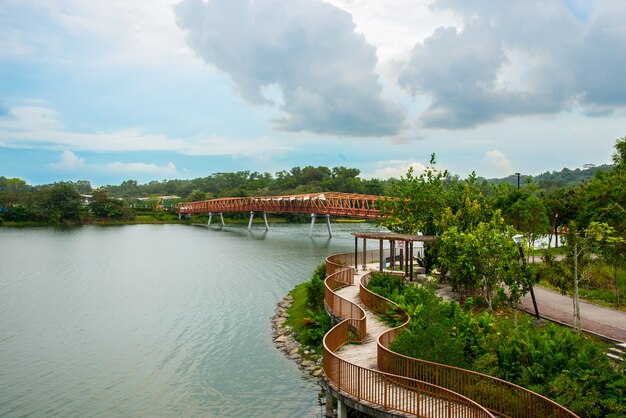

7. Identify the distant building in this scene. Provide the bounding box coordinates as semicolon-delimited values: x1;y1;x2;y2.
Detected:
135;196;181;211
79;194;93;206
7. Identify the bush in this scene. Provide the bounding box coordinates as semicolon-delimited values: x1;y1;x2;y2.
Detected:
366;271;406;299
375;280;626;416
305;263;326;310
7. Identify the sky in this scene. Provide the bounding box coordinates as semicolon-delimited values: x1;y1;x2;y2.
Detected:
1;0;625;186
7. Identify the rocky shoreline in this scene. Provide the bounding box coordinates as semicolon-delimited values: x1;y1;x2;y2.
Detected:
271;294;325;380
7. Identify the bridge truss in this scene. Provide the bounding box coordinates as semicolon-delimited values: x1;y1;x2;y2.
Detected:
178;192;384;219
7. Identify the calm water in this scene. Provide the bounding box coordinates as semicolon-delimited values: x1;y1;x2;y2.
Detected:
0;223;382;417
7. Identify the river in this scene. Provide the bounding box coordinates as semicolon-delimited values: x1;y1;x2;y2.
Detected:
0;223;382;417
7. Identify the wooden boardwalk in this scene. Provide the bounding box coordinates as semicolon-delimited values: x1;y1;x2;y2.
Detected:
327;267;495;418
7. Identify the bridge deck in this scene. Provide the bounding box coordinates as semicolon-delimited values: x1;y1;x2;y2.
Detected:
178;192;384;219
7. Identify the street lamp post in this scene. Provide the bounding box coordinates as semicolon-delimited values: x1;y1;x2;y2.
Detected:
513;234;541;320
514;173;521;230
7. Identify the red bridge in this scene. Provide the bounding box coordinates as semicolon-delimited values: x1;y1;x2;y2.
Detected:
178;192;384;219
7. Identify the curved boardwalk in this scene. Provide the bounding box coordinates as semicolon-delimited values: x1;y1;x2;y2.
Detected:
322;251;579;418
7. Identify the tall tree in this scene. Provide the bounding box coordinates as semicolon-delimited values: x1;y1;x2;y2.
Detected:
586;222;626;307
380;154;450;235
439;211;521;310
44;182;82;222
513;194;550;260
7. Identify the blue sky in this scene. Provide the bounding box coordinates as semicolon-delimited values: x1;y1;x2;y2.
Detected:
1;0;625;187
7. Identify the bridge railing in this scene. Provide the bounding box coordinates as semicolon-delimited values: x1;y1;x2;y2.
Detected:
356;270;579;418
323;252;495;418
178;192;384;218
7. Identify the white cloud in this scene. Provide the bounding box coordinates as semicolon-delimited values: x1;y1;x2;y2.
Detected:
0;105;293;157
105;161;178;175
485;150;513;176
0;0;196;69
363;160;428;179
397;0;626;129
174;0;405;136
325;0;461;65
49;150;85;169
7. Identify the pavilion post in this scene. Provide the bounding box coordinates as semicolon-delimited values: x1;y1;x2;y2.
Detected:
405;241;409;276
379;239;384;272
362;238;367;271
409;241;414;281
354;236;358;271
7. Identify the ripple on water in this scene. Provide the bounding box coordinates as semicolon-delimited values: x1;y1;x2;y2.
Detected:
0;224;381;416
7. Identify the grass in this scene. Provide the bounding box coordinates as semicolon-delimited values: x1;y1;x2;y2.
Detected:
537;280;626;312
530;246;567;256
284;282;309;332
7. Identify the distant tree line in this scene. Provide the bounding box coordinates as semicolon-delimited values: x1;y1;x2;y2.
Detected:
0;139;623;232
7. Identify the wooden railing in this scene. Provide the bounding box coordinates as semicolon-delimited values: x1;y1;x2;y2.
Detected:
357;273;579;418
323;252;495;418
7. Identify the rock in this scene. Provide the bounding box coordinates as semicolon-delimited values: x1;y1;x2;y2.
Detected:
312;368;324;377
301;360;316;369
275;326;290;336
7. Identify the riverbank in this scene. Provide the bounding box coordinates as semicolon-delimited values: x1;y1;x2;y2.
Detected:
271;293;325;380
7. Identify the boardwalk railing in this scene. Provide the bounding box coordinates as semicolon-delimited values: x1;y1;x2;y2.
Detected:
324;252;495;418
356;270;579;418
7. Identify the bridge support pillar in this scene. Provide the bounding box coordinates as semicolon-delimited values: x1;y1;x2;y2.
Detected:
208;212;213;226
247;211;254;231
309;213;317;235
310;213;332;237
262;211;269;231
325;383;333;417
337;398;347;418
326;214;333;238
219;212;225;228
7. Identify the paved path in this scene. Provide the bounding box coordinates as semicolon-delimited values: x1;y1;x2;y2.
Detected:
334;270;388;370
520;286;626;342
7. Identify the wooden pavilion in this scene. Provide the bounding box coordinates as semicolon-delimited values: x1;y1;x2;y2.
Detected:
352;232;436;281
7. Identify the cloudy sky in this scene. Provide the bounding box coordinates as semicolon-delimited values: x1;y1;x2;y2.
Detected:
1;0;625;186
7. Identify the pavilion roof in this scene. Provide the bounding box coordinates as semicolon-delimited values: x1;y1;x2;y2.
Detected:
351;232;437;242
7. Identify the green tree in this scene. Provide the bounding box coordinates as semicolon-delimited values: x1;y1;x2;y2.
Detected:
439;212;521;310
586;222;626;306
89;188;127;219
554;221;593;335
44;182;82;222
381;154;450;235
540;187;580;248
513;194;550;259
612;136;626;170
187;189;209;202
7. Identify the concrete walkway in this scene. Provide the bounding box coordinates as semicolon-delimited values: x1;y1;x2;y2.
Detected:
520;286;626;342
